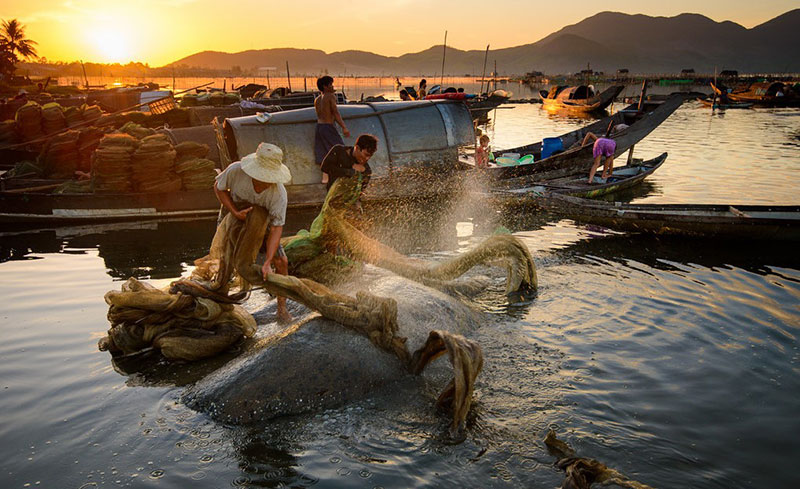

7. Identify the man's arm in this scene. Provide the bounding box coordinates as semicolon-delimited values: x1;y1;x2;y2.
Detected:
329;96;350;137
214;185;252;221
261;225;283;279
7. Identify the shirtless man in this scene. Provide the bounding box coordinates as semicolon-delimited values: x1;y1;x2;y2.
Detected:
314;76;350;184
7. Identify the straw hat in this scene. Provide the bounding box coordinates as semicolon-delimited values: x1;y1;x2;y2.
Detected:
240;142;291;184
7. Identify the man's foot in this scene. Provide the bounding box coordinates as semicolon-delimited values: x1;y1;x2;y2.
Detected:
321;172;329;184
277;309;293;324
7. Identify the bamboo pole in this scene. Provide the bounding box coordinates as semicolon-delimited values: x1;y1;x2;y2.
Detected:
440;31;447;87
286;61;292;92
480;45;489;94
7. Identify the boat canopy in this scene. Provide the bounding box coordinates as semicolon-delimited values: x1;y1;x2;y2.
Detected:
222;100;475;186
556;85;595;101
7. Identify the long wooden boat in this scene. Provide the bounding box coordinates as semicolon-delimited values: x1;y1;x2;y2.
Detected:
0;101;475;224
698;98;753;109
493;153;667;201
459;94;686;180
710;81;799;107
540;85;624;113
537;193;800;240
250;88;347;111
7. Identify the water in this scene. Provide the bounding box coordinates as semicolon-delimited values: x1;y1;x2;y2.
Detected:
1;97;799;488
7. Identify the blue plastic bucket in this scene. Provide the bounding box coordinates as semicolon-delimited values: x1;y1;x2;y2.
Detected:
541;137;563;160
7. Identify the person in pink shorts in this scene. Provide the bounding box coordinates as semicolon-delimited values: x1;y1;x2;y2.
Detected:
580;132;617;183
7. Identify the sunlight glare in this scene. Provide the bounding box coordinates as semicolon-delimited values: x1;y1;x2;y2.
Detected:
88;29;132;63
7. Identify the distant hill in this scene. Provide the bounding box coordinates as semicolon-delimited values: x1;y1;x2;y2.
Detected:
167;9;800;75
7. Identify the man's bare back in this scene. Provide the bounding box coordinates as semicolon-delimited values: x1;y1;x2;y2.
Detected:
314;92;337;124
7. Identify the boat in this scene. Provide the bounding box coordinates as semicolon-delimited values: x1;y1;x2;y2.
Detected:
250;87;347;111
535;193;800;241
698;98;753;109
539;85;624;113
459;94;686;180
493;153;667;201
0;101;475;224
425;90;511;121
710;81;799;107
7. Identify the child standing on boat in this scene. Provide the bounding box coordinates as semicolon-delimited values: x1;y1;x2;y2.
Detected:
314;76;350;184
580;132;617;183
475;134;491;168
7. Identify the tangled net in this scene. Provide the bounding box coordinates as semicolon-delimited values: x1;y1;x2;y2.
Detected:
544;430;655;489
100;175;537;433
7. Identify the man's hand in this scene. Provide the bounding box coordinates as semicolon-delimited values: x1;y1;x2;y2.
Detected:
261;261;274;280
353;163;366;173
233;207;253;221
343;127;351;138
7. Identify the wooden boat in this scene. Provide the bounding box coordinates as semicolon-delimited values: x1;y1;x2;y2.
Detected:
493;153;667;201
539;85;624;113
698;98;753;109
536;193;800;241
0;101;475;224
250;87;347;110
425;90;511;121
711;81;799;107
459;94;686;180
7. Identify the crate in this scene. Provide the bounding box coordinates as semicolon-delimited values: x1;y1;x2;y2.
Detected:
148;94;176;115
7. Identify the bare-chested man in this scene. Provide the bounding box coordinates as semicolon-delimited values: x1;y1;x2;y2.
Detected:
314;76;350;184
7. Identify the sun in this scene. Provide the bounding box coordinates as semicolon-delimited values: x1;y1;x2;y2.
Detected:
88;28;133;63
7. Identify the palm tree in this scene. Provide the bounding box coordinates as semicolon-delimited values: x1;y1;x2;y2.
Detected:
1;19;38;61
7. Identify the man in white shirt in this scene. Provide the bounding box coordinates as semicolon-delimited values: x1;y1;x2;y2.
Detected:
214;142;293;322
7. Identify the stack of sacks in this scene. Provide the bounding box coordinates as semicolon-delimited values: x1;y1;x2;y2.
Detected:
223;93;241;104
92;133;139;193
130;133;181;193
179;94;198;107
64;106;84;127
176;158;217;190
119;121;155;139
40;129;80;178
209;92;225;106
41;102;67;134
120;111;149;125
15;101;43;142
174;141;215;190
195;93;211;105
160;107;191;128
77;127;105;172
0;120;19;145
82;104;103;123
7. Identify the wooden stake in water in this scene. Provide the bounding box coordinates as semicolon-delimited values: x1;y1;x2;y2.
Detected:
480;45;489;94
286;61;292;92
440;30;447;87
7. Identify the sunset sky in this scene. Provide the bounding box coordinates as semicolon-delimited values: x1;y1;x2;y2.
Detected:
0;1;795;66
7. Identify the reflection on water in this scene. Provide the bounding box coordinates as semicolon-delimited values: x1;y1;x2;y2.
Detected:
0;97;798;488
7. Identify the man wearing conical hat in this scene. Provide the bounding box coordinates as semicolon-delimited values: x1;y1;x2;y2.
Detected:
214;142;293;323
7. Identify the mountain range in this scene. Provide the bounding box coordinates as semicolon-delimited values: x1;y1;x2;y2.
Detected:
167;10;799;75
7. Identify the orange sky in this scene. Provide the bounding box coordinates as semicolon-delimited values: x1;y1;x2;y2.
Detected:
0;1;795;66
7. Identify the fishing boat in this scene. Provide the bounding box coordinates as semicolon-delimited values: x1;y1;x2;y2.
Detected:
250;87;347;111
0;101;475;224
536;193;800;241
459;94;686;180
493;153;666;201
539;85;624;113
710;81;799;107
425;90;511;120
698;98;753;109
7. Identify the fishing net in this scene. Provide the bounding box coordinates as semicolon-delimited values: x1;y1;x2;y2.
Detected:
41;102;66;135
102;176;537;432
40;129;80;179
544;430;655;489
92;133;138;193
175;157;217;190
130;133;179;193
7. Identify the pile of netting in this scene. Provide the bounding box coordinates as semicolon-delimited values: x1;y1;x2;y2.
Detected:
100;177;537;434
544;430;655;489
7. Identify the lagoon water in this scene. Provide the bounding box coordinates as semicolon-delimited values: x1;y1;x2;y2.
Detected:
1;93;799;488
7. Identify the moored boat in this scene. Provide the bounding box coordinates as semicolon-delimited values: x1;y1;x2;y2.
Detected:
711;81;799;107
493;153;667;201
536;193;800;240
698;98;753;109
459;94;686;180
540;85;624;113
249;87;347;111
